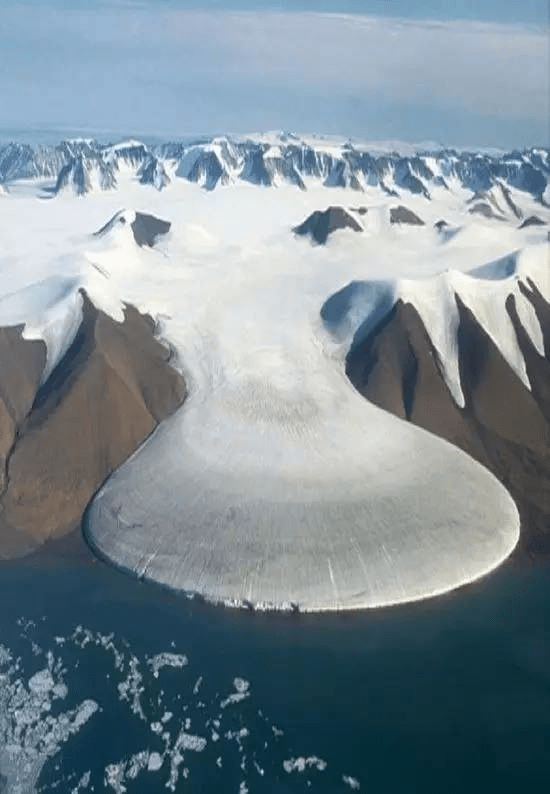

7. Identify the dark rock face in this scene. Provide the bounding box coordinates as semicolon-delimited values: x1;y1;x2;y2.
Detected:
324;160;362;190
187;150;225;191
94;211;171;247
389;206;425;226
0;292;186;559
240;149;272;186
393;159;430;198
497;182;523;218
261;152;306;190
519;215;547;229
0;328;46;495
108;142;149;168
138;155;170;190
346;290;550;557
293;206;363;244
0;140;96;182
454;158;494;193
500;161;546;199
131;213;171;247
468;202;506;221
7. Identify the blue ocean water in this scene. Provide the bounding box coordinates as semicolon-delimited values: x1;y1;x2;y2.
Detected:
1;545;549;793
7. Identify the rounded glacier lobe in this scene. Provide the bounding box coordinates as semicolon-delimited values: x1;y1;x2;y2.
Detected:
84;383;519;612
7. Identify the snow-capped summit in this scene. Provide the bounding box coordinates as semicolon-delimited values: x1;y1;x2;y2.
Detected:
102;139;149;166
175;146;230;190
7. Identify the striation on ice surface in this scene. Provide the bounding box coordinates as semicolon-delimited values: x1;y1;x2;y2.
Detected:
86;370;519;610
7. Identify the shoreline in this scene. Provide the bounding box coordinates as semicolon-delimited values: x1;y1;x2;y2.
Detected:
1;510;538;619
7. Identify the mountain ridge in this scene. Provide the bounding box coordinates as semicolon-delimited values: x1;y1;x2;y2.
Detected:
0;134;548;201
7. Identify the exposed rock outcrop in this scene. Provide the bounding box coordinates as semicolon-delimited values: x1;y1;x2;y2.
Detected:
389;206;425;226
94;211;171;247
131;213;171;247
293;206;363;244
519;215;547;229
468;202;506;221
138;155;171;191
346;287;550;556
55;154;117;196
0;292;186;559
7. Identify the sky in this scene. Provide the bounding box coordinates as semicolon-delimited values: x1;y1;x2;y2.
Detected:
0;0;548;148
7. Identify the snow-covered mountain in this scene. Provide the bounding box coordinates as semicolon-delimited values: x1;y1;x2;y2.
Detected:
1;133;549;204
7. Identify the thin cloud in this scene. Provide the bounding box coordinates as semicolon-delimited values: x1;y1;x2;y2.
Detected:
0;6;547;141
156;11;547;120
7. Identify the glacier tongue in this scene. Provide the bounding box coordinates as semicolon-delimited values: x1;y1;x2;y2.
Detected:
86;363;519;611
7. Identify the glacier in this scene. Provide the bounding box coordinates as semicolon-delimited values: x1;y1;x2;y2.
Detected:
1;142;549;609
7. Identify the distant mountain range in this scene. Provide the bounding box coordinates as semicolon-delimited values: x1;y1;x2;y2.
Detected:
0;134;548;202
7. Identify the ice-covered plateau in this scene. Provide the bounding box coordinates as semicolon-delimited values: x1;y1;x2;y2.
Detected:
1;134;549;610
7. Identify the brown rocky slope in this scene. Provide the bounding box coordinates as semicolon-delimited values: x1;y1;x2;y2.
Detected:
346;281;550;557
0;291;186;559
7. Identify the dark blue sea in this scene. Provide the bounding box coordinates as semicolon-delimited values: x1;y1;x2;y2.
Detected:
1;538;549;793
